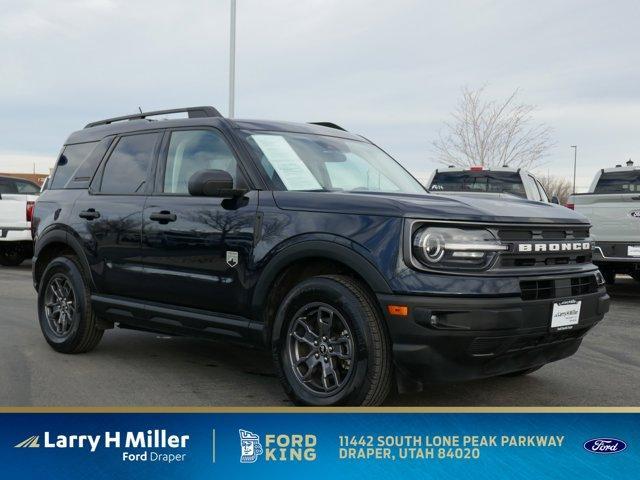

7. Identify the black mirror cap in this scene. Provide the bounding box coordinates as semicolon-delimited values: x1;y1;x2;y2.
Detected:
551;195;560;204
188;169;246;198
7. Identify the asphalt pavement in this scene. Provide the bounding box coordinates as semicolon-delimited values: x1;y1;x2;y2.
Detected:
0;263;638;406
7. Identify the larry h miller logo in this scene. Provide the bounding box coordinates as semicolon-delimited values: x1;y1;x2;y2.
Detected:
583;438;628;454
239;429;263;463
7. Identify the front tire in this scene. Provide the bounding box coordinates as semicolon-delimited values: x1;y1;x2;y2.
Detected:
37;255;104;353
272;275;392;406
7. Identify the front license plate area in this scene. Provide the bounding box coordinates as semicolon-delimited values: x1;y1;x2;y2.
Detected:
550;299;582;331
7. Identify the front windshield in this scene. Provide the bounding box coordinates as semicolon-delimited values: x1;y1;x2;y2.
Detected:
243;131;425;194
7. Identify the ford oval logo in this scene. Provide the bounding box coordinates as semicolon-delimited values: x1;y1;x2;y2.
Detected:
583;438;627;454
630;210;640;218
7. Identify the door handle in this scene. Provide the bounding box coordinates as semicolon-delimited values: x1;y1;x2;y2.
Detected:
149;211;177;223
79;209;100;220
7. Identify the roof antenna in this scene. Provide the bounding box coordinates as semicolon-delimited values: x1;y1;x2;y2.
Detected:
138;106;143;114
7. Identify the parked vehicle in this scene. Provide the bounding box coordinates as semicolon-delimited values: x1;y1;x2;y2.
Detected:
568;161;640;284
0;176;40;266
32;106;609;406
425;166;558;203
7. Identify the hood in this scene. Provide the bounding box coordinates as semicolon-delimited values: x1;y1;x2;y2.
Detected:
272;191;589;225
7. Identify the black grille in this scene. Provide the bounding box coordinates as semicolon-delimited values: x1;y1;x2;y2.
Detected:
495;225;592;269
520;275;598;301
497;227;590;241
470;329;585;356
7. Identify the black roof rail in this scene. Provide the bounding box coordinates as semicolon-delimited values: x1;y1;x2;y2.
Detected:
84;106;222;129
308;122;347;131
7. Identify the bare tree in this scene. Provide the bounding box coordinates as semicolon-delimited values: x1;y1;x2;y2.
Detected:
538;174;573;205
432;87;554;169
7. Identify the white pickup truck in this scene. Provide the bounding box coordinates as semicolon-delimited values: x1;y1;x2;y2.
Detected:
0;176;40;266
568;163;640;284
425;166;558;203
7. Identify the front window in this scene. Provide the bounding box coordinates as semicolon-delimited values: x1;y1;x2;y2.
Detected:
242;131;425;194
430;171;527;198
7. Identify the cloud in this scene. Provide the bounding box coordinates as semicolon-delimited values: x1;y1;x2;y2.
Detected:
0;0;639;191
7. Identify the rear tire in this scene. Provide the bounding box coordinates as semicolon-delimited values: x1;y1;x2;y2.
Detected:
272;275;392;406
0;248;26;266
37;255;104;353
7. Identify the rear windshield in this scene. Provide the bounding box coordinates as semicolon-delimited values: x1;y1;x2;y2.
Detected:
594;171;640;193
430;171;526;198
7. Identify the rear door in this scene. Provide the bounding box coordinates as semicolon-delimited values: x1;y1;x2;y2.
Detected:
140;127;258;316
71;131;161;298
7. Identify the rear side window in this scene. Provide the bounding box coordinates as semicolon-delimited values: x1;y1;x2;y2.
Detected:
0;178;18;194
430;171;527;198
51;142;99;189
100;133;159;194
594;171;640;193
15;179;40;194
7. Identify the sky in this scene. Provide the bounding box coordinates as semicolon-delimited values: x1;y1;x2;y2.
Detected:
1;0;639;191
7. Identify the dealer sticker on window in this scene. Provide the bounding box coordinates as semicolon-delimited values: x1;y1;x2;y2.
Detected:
551;299;581;331
627;245;640;257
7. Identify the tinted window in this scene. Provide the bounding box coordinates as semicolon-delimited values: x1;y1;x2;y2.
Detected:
0;178;18;194
164;130;240;194
430;171;527;198
51;142;99;189
15;179;40;194
100;133;159;194
594;171;640;193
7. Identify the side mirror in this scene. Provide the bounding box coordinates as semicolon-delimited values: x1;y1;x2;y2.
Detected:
188;169;246;198
551;195;560;204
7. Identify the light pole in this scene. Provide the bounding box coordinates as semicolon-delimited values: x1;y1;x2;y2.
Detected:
571;145;577;193
228;0;237;118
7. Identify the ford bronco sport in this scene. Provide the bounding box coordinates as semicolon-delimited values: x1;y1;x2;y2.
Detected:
32;106;610;406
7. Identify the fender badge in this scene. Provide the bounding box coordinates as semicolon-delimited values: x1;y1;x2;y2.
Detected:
630;210;640;219
226;251;239;268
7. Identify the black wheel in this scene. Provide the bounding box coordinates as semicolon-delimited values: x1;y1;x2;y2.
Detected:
0;248;26;266
601;269;616;285
502;366;542;377
37;256;104;353
272;275;392;406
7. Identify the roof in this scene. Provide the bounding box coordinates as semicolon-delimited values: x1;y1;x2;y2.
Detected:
64;106;363;144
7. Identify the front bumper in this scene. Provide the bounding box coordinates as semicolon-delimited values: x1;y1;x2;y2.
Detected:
377;286;609;390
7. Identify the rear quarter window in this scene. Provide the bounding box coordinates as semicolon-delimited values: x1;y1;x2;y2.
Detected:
51;141;100;189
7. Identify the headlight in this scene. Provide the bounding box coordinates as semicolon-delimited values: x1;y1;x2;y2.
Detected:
412;226;507;271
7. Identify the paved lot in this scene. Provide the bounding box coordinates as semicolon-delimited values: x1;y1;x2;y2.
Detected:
0;263;638;406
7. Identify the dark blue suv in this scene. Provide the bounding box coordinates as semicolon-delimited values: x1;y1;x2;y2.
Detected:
32;106;610;406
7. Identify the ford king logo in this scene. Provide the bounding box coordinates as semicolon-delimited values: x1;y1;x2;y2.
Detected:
630;210;640;219
583;438;627;454
517;241;592;253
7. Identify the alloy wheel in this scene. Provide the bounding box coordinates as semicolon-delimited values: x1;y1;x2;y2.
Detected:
287;302;355;395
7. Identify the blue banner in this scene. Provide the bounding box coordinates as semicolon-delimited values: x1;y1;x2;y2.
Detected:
1;410;638;479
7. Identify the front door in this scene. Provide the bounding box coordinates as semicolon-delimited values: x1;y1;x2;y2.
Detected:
141;128;258;316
